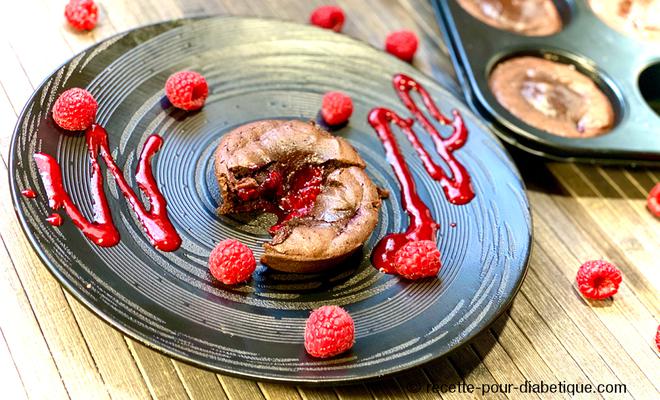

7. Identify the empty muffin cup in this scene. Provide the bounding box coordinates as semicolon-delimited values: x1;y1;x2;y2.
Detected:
488;56;616;138
639;62;660;117
588;0;660;42
456;0;563;36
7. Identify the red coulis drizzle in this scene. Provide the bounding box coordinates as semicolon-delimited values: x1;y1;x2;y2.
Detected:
21;189;37;198
368;74;475;273
33;124;181;251
46;213;63;226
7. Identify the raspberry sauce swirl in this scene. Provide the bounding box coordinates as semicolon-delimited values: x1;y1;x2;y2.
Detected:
369;74;474;273
33;124;181;251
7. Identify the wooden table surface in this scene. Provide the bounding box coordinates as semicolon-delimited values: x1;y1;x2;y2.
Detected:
1;1;658;399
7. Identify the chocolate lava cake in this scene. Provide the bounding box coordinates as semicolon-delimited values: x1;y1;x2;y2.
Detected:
214;120;382;273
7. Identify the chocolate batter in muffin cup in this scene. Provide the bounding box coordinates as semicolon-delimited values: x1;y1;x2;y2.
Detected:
456;0;562;36
588;0;660;41
488;56;615;138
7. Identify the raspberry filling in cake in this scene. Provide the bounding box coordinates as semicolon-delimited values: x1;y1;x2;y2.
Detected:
226;162;333;236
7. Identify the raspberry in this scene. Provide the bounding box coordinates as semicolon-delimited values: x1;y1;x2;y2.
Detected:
165;71;209;111
310;6;346;32
65;0;99;31
52;88;98;131
321;91;353;126
385;30;419;62
304;306;355;358
576;260;622;300
208;239;256;285
656;325;660;352
647;183;660;218
236;186;259;202
262;170;283;194
393;240;441;279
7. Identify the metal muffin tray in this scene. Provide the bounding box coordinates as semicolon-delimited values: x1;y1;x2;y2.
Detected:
432;0;660;165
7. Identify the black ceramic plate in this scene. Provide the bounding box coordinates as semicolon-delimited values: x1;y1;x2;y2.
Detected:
432;0;660;165
9;17;531;384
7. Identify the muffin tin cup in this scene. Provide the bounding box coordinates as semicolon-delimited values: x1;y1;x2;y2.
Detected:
432;0;660;165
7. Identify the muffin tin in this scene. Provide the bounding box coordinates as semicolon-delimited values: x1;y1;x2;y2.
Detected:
432;0;660;165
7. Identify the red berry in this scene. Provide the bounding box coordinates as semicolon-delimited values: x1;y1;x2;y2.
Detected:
165;71;209;111
304;306;355;358
385;30;419;62
321;91;353;126
52;88;98;131
655;325;660;352
576;260;622;300
65;0;98;31
393;240;441;279
279;165;323;212
208;239;256;285
262;170;283;194
236;186;259;202
310;6;346;32
647;183;660;218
